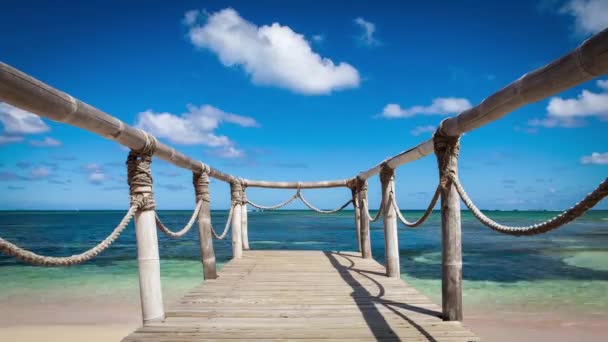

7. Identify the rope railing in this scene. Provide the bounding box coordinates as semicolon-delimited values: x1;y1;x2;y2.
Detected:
362;198;384;222
451;175;608;236
246;191;300;210
298;192;353;214
210;204;234;240
0;206;137;266
245;189;353;214
390;186;441;228
155;200;203;239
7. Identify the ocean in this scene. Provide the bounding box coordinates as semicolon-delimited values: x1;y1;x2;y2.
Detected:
1;210;607;318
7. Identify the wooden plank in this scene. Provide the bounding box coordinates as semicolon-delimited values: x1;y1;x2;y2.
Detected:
122;250;480;341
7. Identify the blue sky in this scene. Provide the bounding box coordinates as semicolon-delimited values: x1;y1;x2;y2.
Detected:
0;0;607;210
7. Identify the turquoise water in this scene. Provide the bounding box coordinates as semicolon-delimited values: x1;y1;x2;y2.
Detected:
1;210;607;316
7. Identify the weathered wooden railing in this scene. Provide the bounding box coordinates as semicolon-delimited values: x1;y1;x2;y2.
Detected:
0;28;607;325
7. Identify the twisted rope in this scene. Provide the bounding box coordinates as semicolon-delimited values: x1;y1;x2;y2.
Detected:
452;175;608;236
246;191;299;210
362;198;384;222
210;204;234;240
155;201;202;238
390;185;441;228
0;206;136;266
297;190;353;214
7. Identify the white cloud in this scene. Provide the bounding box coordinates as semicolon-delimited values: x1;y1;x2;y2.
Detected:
30;167;51;179
380;97;472;119
89;171;109;185
410;125;436;136
184;8;360;94
80;163;110;185
183;9;200;25
213;146;245;159
528;79;608;128
0;135;24;144
135;104;256;157
29;137;62;147
581;152;608;165
0;102;49;135
560;0;608;35
354;17;378;46
82;163;103;173
312;34;324;43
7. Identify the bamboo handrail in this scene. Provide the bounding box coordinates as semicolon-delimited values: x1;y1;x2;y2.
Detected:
0;28;606;187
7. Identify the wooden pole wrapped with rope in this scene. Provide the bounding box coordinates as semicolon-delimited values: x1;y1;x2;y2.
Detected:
230;180;244;259
193;164;217;280
241;182;250;251
357;177;373;259
348;179;362;253
127;133;164;324
434;120;463;321
380;165;400;278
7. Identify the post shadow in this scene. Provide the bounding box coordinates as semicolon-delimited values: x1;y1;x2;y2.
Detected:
323;251;441;341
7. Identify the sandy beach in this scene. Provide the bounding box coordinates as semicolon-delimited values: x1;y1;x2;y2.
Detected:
1;296;606;341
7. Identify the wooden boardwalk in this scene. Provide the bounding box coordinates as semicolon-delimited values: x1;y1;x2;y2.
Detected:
123;250;480;341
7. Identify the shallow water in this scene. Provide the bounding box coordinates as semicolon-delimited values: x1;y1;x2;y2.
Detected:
1;210;607;316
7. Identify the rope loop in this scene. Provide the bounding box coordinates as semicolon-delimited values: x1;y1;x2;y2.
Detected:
127;132;157;211
0;206;137;266
433;119;461;190
451;174;608;236
156;201;202;238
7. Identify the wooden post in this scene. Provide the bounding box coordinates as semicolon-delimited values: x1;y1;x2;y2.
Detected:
380;166;400;278
358;178;372;259
241;187;250;250
194;171;217;280
230;181;243;259
127;150;164;324
134;208;165;323
351;186;362;253
435;126;463;321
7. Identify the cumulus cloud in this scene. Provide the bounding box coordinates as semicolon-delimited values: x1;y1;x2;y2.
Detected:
560;0;608;35
184;8;360;94
88;171;109;185
30;167;51;179
311;34;324;43
80;163;111;185
354;17;379;46
29;137;62;147
410;125;436;136
0;135;24;145
581;152;608;165
528;79;608;128
135;104;256;158
380;97;472;119
0;165;53;182
0;102;49;144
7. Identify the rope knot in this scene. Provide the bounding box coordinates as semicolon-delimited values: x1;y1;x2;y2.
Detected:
357;177;368;192
193;170;210;203
230;180;243;206
127;132;157;211
433;119;461;189
379;164;395;186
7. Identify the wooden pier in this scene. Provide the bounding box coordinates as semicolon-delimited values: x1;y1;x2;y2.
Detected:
122;250;479;342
